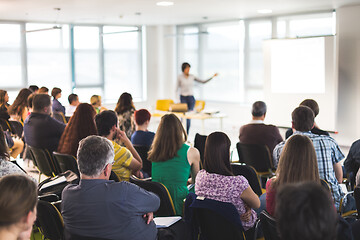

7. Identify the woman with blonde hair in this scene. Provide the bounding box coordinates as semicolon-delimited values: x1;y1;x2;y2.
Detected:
0;175;38;240
148;114;200;215
90;95;107;114
266;134;320;216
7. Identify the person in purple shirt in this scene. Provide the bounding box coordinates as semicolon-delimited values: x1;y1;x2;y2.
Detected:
51;87;65;115
131;109;155;147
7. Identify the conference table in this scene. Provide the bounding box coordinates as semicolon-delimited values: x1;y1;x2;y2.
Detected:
152;111;227;134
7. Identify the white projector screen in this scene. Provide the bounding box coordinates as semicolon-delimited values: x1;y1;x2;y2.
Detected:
263;36;337;131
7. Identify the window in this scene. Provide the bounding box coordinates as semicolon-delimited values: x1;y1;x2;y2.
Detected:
0;24;22;88
103;26;142;102
26;23;71;105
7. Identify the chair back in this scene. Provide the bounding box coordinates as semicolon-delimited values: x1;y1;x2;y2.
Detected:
195;100;205;112
109;171;120;182
35;200;64;240
354;186;360;216
28;146;59;177
231;163;263;196
53;152;80;176
320;179;331;192
130;176;176;216
260;210;280;240
0;118;12;132
133;145;151;177
194;133;207;167
9;120;23;138
53;111;67;124
236;142;273;173
156;99;174;111
185;193;245;240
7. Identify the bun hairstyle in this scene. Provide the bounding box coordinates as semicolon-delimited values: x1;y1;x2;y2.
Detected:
0;175;37;227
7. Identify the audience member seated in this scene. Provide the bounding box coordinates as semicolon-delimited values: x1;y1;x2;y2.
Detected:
0;90;10;121
61;135;160;240
90;95;107;114
239;101;283;154
344;139;360;187
65;93;80;118
195;131;260;230
276;182;338;240
28;85;39;93
131;109;155;147
0;127;25;177
95;110;143;181
27;93;36;116
8;88;32;123
286;99;329;139
0;175;37;240
38;86;49;94
273;106;347;211
51;87;65;115
266;134;320;216
57;103;97;157
115;92;136;139
24;94;66;152
148;114;200;215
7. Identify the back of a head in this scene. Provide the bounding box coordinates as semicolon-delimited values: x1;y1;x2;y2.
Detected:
0;90;7;105
148;114;187;162
90;95;100;106
291;106;314;132
300;99;319;117
27;93;36;109
51;87;62;99
95;110;118;136
77;135;114;177
29;85;39;93
252;101;267;117
32;94;51;112
204;131;233;176
0;175;37;228
68;94;78;105
276;182;337;240
275;135;319;188
115;92;134;114
134;109;151;125
9;88;32;115
38;87;49;94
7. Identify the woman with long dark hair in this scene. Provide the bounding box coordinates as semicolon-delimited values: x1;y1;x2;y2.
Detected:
266;134;320;216
8;88;32;123
57;103;97;157
149;114;200;215
195;131;260;230
0;90;10;120
114;92;136;139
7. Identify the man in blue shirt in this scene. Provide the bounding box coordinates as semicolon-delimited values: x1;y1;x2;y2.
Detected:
273;106;345;210
61;135;160;240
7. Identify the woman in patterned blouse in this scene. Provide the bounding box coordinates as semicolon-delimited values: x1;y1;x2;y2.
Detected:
195;131;260;231
114;92;136;139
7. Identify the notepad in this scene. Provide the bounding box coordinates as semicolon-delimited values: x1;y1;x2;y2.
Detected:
39;176;67;191
154;216;181;228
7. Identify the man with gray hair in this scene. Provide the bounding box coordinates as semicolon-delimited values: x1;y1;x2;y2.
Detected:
239;101;283;154
61;135;160;240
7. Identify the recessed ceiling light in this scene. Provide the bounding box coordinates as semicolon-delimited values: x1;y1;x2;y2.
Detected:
257;9;272;14
156;1;174;6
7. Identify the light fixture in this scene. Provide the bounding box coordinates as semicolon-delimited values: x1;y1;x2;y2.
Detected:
156;1;174;6
257;9;272;14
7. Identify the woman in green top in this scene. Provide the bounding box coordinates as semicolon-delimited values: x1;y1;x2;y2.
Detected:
149;114;200;215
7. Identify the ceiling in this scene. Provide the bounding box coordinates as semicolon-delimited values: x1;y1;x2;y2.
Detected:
0;0;360;25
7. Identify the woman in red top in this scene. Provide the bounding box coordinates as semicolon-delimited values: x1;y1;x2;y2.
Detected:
266;134;320;216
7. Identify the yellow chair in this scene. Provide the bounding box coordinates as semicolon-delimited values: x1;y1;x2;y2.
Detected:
156;99;174;111
195;100;205;112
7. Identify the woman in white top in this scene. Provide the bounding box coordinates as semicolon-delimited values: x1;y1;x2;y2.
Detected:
176;62;217;133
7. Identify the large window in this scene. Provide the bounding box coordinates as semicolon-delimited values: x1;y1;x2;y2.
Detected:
0;24;23;89
26;23;71;105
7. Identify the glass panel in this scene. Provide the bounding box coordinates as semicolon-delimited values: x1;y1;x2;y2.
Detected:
247;51;264;87
103;26;138;50
178;26;199;76
248;21;272;50
73;87;103;104
74;26;99;49
277;20;286;38
245;88;264;104
26;24;69;49
0;24;22;88
289;17;333;37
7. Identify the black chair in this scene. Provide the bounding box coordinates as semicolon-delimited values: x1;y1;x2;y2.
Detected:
185;192;246;240
130;175;176;216
53;111;67;124
259;210;280;240
28;146;60;181
64;229;112;240
194;133;207;166
35;200;64;240
231;163;263;196
0;118;12;132
354;186;360;216
110;171;120;182
236;142;275;180
133;145;152;177
9;120;23;138
53;152;80;176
